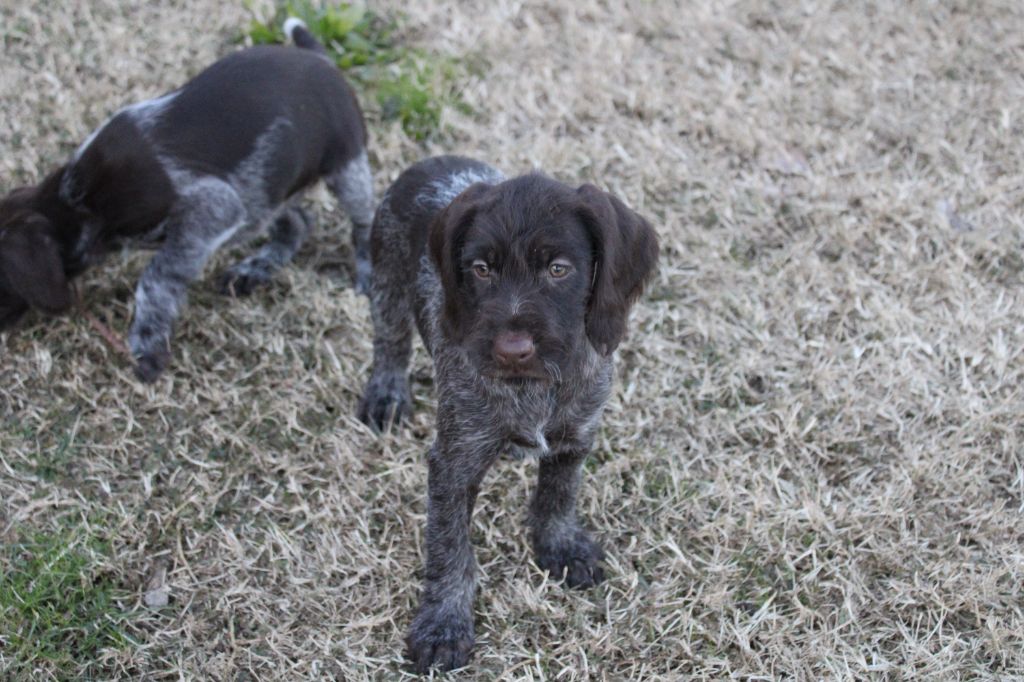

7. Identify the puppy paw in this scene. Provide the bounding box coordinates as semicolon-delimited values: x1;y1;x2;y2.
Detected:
536;530;606;589
220;258;274;297
357;371;411;432
129;324;171;383
405;607;474;674
134;348;170;383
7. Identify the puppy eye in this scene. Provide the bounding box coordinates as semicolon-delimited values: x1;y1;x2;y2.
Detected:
472;259;491;279
548;260;572;279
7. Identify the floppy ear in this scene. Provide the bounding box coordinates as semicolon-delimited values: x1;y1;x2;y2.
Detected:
427;183;492;340
0;214;73;314
576;184;659;356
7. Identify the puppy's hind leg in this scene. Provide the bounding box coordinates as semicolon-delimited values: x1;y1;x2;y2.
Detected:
220;204;312;297
130;177;246;382
327;150;374;295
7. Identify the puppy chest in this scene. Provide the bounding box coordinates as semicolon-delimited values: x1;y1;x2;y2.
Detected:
497;393;600;460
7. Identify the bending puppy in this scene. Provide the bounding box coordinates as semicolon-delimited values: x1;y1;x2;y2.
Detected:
358;155;659;673
0;18;373;381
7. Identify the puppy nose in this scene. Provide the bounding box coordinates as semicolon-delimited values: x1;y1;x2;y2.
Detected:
493;331;536;367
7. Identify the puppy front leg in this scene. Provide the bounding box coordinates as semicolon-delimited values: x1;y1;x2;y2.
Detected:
357;201;414;431
130;179;245;382
406;440;496;674
529;447;606;588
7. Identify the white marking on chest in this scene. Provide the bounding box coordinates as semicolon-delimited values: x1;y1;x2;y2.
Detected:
534;427;550;455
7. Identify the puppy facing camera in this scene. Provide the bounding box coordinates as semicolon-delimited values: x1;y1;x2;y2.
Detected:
358;155;659;673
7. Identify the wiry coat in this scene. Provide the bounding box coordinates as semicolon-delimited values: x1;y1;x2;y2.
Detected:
359;155;658;673
0;22;373;381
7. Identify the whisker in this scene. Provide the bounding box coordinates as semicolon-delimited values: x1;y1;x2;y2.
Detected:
544;359;562;384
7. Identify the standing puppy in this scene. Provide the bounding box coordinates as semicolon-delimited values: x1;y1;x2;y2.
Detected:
0;19;374;381
359;155;659;673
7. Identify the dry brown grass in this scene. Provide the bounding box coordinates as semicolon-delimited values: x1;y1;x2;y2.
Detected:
2;0;1024;678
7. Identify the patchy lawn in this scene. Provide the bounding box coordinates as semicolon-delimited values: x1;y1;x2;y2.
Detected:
1;0;1023;678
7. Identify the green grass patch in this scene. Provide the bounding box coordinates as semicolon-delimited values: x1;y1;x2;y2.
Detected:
2;410;81;485
244;1;476;141
0;528;134;679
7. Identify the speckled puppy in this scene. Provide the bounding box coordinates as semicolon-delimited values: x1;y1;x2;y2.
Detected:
358;155;659;673
0;19;373;381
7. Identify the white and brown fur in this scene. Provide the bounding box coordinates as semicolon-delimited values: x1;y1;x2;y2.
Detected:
358;155;659;673
0;19;373;381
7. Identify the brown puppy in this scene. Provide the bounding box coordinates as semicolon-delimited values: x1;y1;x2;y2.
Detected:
0;19;373;381
359;155;659;673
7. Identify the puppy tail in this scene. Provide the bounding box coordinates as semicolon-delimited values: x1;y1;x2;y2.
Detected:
283;17;327;55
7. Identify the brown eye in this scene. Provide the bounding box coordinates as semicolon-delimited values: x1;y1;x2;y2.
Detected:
472;260;491;279
548;261;571;278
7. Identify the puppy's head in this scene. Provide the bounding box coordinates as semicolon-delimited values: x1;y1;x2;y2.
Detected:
0;188;72;328
428;174;658;382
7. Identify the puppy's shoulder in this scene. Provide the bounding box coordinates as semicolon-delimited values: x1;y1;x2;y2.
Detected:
64;112;176;235
388;156;502;221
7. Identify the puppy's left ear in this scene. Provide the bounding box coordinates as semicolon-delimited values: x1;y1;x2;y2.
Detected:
0;215;73;314
576;185;659;356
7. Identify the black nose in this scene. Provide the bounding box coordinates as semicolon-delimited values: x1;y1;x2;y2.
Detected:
493;331;536;367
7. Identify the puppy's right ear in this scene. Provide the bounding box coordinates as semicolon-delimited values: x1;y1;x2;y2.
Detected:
0;214;73;314
427;183;491;340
